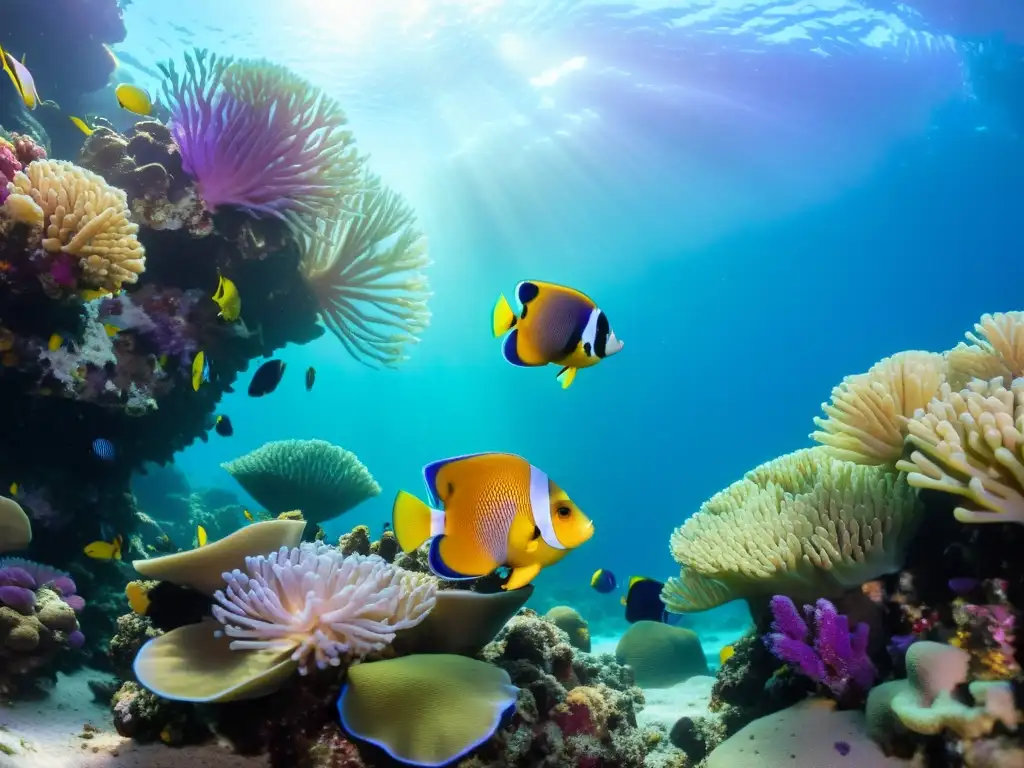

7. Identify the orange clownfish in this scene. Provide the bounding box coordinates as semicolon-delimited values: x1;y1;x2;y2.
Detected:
491;280;624;389
392;452;594;590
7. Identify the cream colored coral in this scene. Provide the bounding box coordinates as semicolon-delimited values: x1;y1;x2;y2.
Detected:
663;448;922;612
946;312;1024;390
4;159;145;292
298;171;430;368
811;351;947;465
896;377;1024;525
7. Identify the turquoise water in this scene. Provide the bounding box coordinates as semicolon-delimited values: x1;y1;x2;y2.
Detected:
107;0;1024;633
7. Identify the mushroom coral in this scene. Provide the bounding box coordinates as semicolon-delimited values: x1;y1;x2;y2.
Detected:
811;351;947;465
221;439;380;525
3;159;146;294
337;654;518;767
897;377;1024;525
298;171;431;368
158;48;362;231
132;541;436;702
663;447;922;612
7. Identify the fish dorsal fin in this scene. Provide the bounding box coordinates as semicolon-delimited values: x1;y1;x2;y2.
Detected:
421;453;497;508
519;280;595;308
515;281;541;305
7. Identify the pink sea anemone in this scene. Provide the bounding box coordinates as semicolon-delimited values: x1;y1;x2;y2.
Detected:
211;544;437;675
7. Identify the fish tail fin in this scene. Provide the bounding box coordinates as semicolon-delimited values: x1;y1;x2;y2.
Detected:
392;490;440;552
556;366;578;389
492;294;517;337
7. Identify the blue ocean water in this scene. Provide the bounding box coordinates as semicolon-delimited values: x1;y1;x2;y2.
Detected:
112;0;1024;636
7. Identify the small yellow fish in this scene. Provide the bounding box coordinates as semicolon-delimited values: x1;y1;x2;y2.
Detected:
115;83;153;116
392;452;594;590
719;644;735;665
191;350;208;392
80;289;111;301
243;509;254;522
8;482;17;495
47;333;62;352
69;116;96;137
125;581;150;615
491;280;624;390
212;274;241;322
0;44;39;110
197;525;208;547
84;534;123;561
103;323;119;337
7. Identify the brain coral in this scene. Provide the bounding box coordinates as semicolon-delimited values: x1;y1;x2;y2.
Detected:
615;621;708;688
3;159;146;293
663;448;922;613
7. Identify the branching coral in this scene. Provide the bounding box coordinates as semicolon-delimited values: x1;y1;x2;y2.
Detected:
212;544;437;674
663;448;922;612
946;312;1024;389
158;48;362;230
811;351;947;465
3;159;145;293
897;377;1024;525
298;171;431;368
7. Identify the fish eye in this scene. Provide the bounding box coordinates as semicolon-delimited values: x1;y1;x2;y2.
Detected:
556;505;572;518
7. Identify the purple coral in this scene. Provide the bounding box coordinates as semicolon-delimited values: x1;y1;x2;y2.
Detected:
0;557;83;612
0;140;21;204
158;48;359;226
764;595;875;700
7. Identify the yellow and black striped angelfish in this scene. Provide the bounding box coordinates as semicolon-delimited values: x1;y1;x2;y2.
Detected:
491;280;624;389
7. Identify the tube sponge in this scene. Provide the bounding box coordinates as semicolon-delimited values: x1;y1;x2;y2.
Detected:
897;377;1024;524
663;447;922;612
298;171;431;368
811;351;947;465
338;654;518;766
3;159;146;293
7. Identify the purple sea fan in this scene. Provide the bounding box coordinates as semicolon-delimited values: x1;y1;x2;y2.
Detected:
158;48;362;230
211;543;437;675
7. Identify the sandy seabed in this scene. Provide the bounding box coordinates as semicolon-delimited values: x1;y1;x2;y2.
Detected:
0;671;266;768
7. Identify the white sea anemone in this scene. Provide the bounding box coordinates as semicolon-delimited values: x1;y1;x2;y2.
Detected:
211;543;437;674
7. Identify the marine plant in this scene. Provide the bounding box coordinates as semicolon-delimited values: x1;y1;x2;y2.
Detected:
297;170;431;368
158;48;362;231
763;595;875;702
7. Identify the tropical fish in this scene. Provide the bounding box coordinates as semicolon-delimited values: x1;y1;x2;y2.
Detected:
103;323;119;337
590;568;616;594
243;509;254;522
491;280;624;389
84;534;123;560
196;525;208;547
248;359;285;397
0;45;39;110
305;366;316;391
80;289;111;301
115;83;153;116
621;576;682;625
214;415;233;437
125;581;150;615
391;452;594;591
69;116;96;136
212;274;241;322
8;482;17;496
719;644;735;665
92;437;116;461
47;333;63;352
191;350;209;392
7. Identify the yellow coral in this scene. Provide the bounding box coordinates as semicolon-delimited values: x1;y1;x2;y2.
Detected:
663;448;922;612
896;378;1024;524
946;312;1024;389
4;159;145;293
811;351;947;465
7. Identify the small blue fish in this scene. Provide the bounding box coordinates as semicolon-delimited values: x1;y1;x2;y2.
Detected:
92;438;116;461
590;568;616;594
